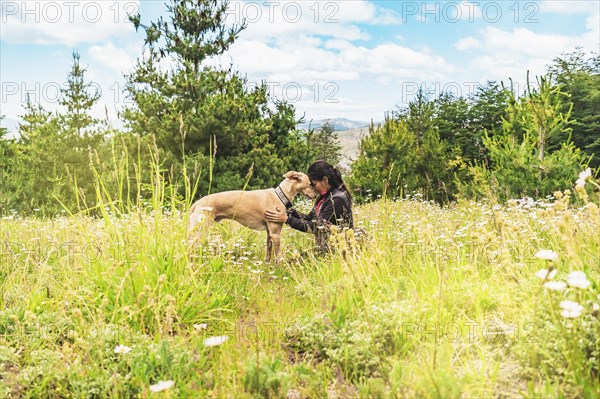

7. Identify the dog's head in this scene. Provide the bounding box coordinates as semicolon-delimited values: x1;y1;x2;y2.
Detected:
283;171;316;199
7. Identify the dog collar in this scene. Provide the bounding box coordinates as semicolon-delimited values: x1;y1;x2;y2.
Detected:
274;186;293;209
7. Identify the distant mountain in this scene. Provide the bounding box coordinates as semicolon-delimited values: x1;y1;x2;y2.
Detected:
337;126;371;162
297;118;370;132
295;118;386;162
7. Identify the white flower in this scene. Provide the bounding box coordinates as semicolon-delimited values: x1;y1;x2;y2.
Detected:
203;335;228;347
575;167;592;188
566;271;591;289
593;303;600;312
114;345;131;355
149;380;175;393
535;249;559;261
193;323;208;331
560;300;584;318
535;268;557;280
544;281;567;291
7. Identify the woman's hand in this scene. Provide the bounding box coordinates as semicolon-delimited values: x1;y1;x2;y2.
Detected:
265;206;288;223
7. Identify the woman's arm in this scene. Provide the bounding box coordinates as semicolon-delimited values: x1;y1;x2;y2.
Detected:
264;206;316;232
287;194;350;232
285;207;317;232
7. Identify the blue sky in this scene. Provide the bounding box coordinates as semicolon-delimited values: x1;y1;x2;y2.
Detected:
1;0;598;133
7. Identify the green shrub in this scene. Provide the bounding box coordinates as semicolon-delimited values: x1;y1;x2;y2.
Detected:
243;353;291;398
283;302;409;380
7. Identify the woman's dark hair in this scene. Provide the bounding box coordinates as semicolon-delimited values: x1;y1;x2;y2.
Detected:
307;160;352;200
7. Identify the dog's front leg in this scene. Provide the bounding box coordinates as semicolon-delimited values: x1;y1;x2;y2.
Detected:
267;223;283;264
265;233;273;263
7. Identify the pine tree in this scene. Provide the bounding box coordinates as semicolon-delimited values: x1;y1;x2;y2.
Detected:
349;118;418;201
123;0;308;193
59;51;102;137
465;74;588;201
548;49;600;168
396;88;434;148
309;121;342;165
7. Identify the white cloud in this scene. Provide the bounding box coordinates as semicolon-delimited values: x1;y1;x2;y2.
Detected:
454;37;481;50
539;0;599;14
451;16;599;85
408;1;482;23
88;42;135;76
2;0;598;127
219;37;455;86
202;1;457;119
225;0;401;42
0;0;139;46
212;0;455;90
480;27;573;58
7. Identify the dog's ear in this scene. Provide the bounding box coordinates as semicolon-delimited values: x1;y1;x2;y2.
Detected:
283;171;301;180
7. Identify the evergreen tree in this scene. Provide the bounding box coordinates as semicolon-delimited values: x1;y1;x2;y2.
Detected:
309;121;342;165
59;51;102;137
467;81;510;161
398;89;452;202
0;116;8;140
124;0;308;194
13;98;63;213
6;52;107;214
523;73;572;162
349;118;417;201
396;88;434;148
464;75;587;201
0;116;15;213
548;49;600;168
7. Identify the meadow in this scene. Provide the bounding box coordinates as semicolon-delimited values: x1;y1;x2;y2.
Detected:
1;182;599;398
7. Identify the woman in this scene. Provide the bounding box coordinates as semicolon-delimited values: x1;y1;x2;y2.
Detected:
265;160;353;251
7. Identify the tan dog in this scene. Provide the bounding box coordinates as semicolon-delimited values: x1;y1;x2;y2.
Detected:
188;171;315;262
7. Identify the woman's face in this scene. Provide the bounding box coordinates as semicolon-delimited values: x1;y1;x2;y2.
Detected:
310;176;330;194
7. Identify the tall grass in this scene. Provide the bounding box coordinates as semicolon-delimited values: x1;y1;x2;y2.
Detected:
0;154;598;397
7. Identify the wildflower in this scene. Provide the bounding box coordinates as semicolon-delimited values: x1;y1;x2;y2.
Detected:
535;249;558;261
193;323;207;331
544;281;566;291
593;303;600;312
203;336;228;347
566;271;591;289
535;268;557;280
114;345;131;355
149;380;175;393
575;167;592;188
560;300;584;318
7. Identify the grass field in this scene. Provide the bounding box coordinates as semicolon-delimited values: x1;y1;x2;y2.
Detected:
1;187;599;398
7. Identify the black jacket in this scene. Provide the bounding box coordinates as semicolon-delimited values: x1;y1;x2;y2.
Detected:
286;187;353;249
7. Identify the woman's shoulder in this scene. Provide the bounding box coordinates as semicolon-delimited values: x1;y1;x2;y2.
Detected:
330;187;351;204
